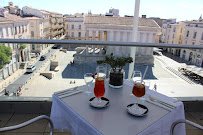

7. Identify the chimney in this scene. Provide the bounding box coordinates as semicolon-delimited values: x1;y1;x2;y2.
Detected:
142;15;146;18
0;8;6;17
9;2;13;6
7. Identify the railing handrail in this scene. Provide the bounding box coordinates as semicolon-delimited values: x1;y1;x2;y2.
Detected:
0;115;54;135
0;39;203;49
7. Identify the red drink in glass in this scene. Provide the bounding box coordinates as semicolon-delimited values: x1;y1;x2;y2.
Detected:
132;83;145;97
94;77;105;98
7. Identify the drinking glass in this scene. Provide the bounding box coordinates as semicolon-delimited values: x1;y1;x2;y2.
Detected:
96;66;106;78
84;73;93;95
131;71;142;83
94;66;106;106
131;80;146;111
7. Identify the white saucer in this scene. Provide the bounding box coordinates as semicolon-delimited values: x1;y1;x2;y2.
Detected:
89;97;109;108
127;103;148;116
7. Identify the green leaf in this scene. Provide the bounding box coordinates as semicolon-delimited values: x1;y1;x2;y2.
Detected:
0;44;12;69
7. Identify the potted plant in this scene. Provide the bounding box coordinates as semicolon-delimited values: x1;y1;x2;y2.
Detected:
97;53;133;88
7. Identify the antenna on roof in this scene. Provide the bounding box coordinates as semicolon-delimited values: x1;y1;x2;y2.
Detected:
199;14;202;22
88;10;92;14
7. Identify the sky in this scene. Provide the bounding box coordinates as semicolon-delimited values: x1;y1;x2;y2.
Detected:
0;0;203;21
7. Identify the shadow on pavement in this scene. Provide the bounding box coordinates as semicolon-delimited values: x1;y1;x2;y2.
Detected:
62;63;157;80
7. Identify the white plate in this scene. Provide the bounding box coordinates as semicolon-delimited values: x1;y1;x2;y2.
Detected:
89;97;109;108
127;103;148;116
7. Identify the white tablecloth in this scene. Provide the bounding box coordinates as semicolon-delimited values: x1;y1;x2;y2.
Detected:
50;80;186;135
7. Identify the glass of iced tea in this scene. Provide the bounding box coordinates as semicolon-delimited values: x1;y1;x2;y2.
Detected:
132;81;145;109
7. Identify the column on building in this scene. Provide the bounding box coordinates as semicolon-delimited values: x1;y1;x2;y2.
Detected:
86;30;89;54
92;31;96;54
121;31;128;57
148;33;154;55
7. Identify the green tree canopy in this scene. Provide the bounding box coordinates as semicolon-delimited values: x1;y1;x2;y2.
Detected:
0;44;12;69
20;44;26;49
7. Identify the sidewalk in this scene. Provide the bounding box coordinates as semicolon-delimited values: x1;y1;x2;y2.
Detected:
0;46;53;93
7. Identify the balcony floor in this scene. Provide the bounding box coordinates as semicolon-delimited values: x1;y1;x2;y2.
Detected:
0;110;203;135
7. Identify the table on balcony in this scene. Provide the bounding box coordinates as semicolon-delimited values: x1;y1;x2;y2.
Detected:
50;80;186;135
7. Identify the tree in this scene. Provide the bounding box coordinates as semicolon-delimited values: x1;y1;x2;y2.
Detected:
20;44;26;49
0;44;12;69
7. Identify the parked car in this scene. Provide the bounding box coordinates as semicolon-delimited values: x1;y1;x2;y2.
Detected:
30;53;38;58
52;45;62;49
40;55;46;61
26;65;36;73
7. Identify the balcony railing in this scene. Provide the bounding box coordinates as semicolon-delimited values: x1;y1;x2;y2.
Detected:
0;39;202;102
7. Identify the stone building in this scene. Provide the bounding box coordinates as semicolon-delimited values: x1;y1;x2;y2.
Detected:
180;21;203;67
0;8;30;80
164;21;185;56
64;14;86;41
161;19;176;43
49;11;65;39
75;15;161;64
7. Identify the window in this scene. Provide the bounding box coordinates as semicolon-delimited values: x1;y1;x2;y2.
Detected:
79;25;81;29
202;32;203;40
71;32;74;37
180;28;182;33
167;35;169;40
185;40;187;44
71;24;74;29
192;42;195;45
15;27;17;35
66;24;68;29
173;34;174;39
179;35;181;40
19;26;21;33
173;27;176;32
78;32;81;37
31;31;34;37
30;22;34;27
32;44;35;50
193;32;197;39
25;25;27;32
6;27;9;36
0;28;3;38
10;27;13;35
186;31;189;37
22;26;24;33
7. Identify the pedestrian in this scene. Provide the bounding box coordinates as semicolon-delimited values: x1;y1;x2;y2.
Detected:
153;83;157;91
5;90;9;96
74;80;75;83
19;87;21;92
70;80;72;84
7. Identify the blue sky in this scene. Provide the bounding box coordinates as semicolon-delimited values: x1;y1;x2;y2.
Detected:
1;0;203;21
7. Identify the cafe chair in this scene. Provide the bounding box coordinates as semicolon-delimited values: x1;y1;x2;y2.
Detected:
170;119;203;135
0;115;54;135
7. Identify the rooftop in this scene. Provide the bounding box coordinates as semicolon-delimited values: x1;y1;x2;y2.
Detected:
0;12;29;22
84;16;160;28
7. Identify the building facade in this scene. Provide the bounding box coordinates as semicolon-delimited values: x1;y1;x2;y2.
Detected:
161;19;176;43
49;12;65;39
73;15;161;64
0;8;30;80
164;22;185;56
64;14;86;41
22;7;51;53
180;21;203;67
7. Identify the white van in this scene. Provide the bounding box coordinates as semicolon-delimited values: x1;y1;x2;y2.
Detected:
26;65;36;73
